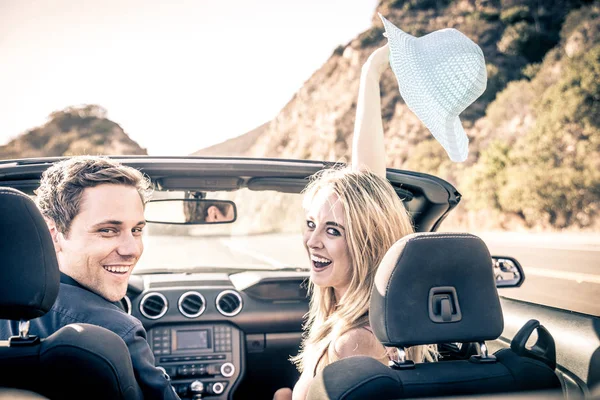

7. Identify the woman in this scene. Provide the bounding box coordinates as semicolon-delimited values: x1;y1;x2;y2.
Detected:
274;44;433;400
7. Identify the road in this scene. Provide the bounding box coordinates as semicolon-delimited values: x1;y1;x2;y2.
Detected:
478;232;600;316
139;232;600;316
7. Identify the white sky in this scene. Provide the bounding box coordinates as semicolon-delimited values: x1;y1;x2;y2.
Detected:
0;0;378;155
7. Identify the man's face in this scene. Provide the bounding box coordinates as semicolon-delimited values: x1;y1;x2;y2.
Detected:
53;184;146;302
205;203;234;223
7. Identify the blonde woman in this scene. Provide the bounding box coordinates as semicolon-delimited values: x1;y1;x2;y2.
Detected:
274;44;433;400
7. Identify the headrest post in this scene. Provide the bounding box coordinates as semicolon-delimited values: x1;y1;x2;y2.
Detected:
479;342;488;358
389;348;415;370
19;320;30;339
397;348;406;363
469;341;497;364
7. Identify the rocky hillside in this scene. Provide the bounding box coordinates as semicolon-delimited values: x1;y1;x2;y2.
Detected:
192;122;268;157
0;105;147;159
196;0;599;230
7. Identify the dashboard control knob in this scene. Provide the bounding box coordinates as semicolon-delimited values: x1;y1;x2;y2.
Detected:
220;362;235;377
190;380;204;394
212;382;225;395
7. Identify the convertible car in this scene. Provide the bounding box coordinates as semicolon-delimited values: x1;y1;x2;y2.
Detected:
0;156;598;400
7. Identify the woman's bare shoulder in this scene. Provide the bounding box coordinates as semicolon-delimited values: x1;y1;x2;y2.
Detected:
334;327;385;360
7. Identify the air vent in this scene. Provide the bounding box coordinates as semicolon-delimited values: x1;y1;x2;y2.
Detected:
178;291;206;318
140;292;168;319
122;295;132;315
216;290;243;317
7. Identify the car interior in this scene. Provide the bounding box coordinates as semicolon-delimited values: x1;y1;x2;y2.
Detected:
307;233;561;399
0;157;598;400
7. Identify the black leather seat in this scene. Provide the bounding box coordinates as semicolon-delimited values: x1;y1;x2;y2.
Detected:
307;232;562;400
0;187;143;400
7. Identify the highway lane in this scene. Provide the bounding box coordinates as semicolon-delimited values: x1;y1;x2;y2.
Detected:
484;240;600;316
139;232;599;316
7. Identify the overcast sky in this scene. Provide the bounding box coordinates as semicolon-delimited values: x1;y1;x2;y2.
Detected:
0;0;378;155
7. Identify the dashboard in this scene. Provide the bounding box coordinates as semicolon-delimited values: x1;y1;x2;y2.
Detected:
125;271;310;400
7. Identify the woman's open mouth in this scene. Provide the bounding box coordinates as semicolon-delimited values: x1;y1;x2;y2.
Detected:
311;255;332;271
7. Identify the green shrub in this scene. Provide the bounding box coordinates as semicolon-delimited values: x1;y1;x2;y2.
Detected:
500;5;531;25
522;63;542;80
358;27;385;48
333;45;345;56
474;44;600;228
480;63;510;103
91;119;114;134
497;21;557;62
462;139;511;212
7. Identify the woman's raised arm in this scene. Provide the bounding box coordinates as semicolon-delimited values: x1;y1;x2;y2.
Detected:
351;44;390;178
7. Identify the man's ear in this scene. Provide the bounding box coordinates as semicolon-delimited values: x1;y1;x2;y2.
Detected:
44;217;62;253
206;206;219;222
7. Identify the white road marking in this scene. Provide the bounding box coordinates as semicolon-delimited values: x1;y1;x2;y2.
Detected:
489;243;600;252
220;239;287;269
525;267;600;284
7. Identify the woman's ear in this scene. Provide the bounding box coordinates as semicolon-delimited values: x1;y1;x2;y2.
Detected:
44;217;62;253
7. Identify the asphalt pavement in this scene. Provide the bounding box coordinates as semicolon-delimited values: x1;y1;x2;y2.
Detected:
139;231;600;316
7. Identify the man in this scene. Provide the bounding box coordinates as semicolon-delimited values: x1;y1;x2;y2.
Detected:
183;196;234;223
0;156;179;400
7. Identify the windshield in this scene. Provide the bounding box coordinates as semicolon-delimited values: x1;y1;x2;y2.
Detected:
137;189;308;272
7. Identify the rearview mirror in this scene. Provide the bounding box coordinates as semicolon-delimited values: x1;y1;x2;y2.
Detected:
492;256;525;288
145;199;237;225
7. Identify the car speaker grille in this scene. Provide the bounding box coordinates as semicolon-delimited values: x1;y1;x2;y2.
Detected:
140;292;168;319
216;290;243;317
178;291;206;318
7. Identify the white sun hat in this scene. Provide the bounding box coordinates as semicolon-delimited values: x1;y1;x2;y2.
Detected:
379;14;487;162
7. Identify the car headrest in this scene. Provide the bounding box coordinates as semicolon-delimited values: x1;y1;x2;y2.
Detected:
370;232;503;348
0;187;60;320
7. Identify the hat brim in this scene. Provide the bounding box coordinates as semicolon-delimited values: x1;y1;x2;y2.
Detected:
380;13;474;163
426;115;469;163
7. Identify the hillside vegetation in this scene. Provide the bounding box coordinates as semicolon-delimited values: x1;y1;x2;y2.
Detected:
4;1;598;231
0;105;146;159
199;0;599;231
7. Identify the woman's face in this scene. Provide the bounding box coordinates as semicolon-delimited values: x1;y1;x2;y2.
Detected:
304;190;352;299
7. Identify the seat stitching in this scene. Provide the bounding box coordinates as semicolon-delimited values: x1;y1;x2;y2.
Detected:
0;190;31;199
340;373;400;399
400;370;512;386
40;342;125;391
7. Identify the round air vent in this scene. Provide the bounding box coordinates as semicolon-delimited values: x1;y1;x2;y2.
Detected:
121;295;132;315
139;292;168;319
216;290;243;317
178;291;206;318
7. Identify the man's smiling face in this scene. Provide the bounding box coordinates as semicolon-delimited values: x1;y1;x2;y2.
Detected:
52;184;146;302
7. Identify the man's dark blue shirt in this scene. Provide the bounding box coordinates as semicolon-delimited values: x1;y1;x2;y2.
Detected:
0;273;179;400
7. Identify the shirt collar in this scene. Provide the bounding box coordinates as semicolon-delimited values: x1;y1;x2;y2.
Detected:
59;272;85;289
59;272;124;309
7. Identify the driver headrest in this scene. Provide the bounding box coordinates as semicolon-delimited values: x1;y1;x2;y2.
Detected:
0;187;60;320
370;232;503;348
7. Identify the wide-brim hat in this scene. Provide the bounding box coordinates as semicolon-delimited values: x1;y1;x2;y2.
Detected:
379;14;487;162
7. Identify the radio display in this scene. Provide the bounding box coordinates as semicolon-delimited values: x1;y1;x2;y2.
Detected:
175;329;210;351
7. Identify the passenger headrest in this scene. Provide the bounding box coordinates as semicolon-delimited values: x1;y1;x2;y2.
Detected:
370;233;503;348
0;187;59;320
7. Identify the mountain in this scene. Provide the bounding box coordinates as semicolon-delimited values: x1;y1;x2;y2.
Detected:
191;122;269;157
194;0;599;230
0;105;147;159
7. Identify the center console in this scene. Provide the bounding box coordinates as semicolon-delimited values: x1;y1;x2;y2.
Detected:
150;323;243;399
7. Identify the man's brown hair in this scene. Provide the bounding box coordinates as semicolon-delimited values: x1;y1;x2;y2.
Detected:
35;156;152;234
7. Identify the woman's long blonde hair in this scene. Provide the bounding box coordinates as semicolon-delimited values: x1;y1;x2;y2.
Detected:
291;167;431;374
